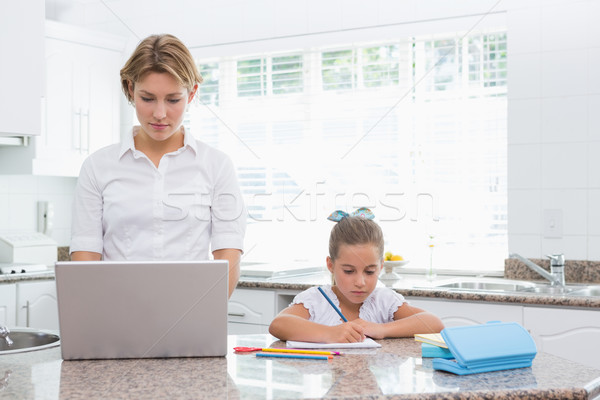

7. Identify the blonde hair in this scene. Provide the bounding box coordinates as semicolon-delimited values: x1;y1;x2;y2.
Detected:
328;216;384;261
120;34;203;102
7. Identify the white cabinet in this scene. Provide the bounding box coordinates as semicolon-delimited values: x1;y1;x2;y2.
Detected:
32;23;124;176
228;288;276;334
407;297;523;326
523;307;600;369
0;22;125;176
0;284;16;327
0;0;44;137
16;281;59;330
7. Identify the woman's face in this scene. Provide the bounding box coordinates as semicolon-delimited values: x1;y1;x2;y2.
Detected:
327;243;383;305
129;72;197;142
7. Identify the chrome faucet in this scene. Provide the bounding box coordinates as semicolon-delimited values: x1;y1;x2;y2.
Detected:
510;253;565;287
0;326;13;347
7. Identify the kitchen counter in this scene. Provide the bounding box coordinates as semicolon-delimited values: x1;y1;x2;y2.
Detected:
238;270;600;309
1;334;599;399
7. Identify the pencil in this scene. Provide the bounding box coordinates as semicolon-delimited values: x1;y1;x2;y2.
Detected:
256;352;332;360
262;348;341;356
317;286;348;322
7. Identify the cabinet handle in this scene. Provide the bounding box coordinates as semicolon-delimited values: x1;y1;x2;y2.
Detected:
228;312;246;318
21;301;30;327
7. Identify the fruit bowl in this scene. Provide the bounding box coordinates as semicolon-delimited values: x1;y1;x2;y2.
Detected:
384;260;409;270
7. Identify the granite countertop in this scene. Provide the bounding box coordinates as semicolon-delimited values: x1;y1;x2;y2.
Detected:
1;334;599;400
238;271;600;309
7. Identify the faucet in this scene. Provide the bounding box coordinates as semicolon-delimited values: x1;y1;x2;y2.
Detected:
0;326;13;347
509;253;565;287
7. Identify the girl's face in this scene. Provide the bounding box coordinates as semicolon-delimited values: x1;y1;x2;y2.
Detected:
129;72;197;142
327;243;383;305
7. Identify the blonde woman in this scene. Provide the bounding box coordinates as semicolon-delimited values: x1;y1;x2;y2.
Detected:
70;34;246;297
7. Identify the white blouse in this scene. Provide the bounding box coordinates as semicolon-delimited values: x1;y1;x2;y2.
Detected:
290;285;407;326
70;126;246;261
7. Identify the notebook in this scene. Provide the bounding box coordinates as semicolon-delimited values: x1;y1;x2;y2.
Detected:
55;260;229;360
286;338;381;349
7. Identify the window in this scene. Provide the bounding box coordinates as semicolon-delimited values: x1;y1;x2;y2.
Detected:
187;29;508;272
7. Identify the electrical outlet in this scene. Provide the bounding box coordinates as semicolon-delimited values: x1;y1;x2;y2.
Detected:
543;209;562;238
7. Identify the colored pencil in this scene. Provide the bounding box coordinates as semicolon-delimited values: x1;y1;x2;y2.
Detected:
317;286;348;322
262;348;341;356
256;352;332;360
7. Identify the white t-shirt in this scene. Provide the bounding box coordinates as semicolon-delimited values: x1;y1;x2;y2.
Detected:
70;126;246;261
291;285;406;326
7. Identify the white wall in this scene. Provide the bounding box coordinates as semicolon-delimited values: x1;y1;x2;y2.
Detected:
506;0;600;260
0;176;77;246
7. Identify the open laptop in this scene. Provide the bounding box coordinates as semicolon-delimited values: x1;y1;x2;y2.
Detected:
55;260;228;360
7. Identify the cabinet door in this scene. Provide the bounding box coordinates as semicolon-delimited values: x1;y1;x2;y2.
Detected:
0;284;16;327
228;289;275;326
407;298;523;327
16;281;59;330
524;307;600;369
0;0;43;136
35;38;122;176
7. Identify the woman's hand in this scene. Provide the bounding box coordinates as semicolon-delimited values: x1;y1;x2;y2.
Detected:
324;321;366;343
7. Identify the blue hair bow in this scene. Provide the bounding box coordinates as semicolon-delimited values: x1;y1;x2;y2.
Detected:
327;207;375;222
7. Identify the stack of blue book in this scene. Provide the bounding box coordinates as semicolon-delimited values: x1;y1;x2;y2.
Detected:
431;321;537;375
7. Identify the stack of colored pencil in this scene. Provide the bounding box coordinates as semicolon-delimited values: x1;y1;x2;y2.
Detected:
255;348;341;361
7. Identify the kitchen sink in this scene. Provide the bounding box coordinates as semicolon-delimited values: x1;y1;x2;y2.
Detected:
423;278;538;293
567;286;600;297
421;278;600;298
0;329;60;354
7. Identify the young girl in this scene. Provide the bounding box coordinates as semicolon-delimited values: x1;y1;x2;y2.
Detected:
269;210;444;343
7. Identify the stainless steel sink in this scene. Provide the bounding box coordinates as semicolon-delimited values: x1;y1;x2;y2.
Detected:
0;329;60;354
422;278;600;298
567;286;600;297
425;278;538;293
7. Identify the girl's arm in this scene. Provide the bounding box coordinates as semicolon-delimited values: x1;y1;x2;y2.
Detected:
354;303;444;339
269;304;366;343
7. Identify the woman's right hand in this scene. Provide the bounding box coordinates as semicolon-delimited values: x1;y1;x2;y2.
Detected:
325;321;366;343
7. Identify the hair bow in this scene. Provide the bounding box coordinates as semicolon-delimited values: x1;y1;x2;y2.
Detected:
327;207;375;222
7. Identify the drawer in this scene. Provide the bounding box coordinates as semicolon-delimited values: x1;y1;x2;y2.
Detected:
228;288;275;325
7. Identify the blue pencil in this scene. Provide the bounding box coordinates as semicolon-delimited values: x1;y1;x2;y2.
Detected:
317;286;348;322
256;352;331;360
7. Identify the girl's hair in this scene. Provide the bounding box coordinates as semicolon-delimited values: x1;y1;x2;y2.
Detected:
120;34;203;102
328;216;384;261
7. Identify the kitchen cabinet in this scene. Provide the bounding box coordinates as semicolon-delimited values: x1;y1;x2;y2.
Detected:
0;22;125;176
228;288;275;334
407;297;524;326
228;288;300;334
16;280;59;331
33;22;124;176
0;284;16;327
0;0;44;137
523;306;600;369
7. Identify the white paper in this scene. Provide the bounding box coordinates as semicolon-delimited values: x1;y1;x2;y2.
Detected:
286;337;381;349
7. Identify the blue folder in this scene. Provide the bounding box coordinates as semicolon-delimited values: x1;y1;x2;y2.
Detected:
421;343;453;359
432;321;537;375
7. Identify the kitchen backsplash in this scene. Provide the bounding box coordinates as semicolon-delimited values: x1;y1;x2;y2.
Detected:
505;258;600;284
0;175;77;246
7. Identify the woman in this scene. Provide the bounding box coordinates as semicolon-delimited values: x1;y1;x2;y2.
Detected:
70;34;246;297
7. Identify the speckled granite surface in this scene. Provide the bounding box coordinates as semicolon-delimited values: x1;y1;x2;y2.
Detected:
505;258;600;283
0;335;598;399
57;247;70;262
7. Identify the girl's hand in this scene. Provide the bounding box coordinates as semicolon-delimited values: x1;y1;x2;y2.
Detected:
325;321;366;343
353;319;386;339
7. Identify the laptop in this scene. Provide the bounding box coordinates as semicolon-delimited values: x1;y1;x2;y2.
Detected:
55;260;229;360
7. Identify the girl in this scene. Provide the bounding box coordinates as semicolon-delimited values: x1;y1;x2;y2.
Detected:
70;34;246;297
269;210;444;342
